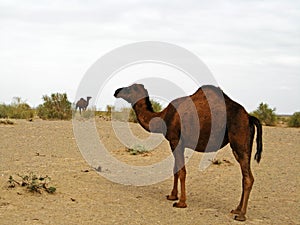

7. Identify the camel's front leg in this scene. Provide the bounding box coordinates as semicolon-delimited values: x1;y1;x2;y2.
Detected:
171;146;187;208
167;172;179;201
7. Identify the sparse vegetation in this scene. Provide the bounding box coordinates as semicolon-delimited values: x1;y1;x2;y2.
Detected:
211;158;233;166
105;105;114;117
251;102;277;126
129;108;138;123
129;99;163;123
277;115;289;126
288;112;300;127
80;107;95;119
111;107;130;122
0;97;34;119
37;93;72;120
8;172;56;194
109;99;163;123
0;104;10;118
211;158;222;165
126;144;149;155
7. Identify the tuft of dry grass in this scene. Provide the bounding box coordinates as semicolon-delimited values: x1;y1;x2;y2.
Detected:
126;144;150;155
210;158;233;166
0;119;15;125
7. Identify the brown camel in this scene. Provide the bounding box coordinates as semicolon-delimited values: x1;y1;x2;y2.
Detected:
75;97;92;114
114;83;262;221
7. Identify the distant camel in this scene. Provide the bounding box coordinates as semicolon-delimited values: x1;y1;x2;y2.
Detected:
114;83;262;221
75;97;92;114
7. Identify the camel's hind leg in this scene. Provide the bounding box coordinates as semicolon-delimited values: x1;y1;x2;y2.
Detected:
172;165;187;208
231;152;254;221
228;116;254;221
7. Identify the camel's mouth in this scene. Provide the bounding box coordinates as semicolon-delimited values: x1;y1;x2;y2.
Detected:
114;88;123;98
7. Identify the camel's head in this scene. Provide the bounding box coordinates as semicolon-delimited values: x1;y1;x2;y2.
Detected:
114;83;149;104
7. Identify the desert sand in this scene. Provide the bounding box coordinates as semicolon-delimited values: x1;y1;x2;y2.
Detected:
0;119;299;225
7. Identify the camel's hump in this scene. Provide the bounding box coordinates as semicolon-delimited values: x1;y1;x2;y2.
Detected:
199;85;221;92
194;85;223;96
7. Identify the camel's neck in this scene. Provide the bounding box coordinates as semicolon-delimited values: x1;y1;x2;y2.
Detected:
133;97;164;133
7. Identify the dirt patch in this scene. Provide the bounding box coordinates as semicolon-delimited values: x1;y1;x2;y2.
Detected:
0;119;299;224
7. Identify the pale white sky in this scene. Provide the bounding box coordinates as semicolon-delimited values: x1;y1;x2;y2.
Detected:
0;0;299;114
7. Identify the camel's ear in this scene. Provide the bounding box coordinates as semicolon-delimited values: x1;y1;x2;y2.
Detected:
136;84;144;89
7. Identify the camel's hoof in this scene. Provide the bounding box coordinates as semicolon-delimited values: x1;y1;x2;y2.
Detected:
166;195;178;201
173;202;187;208
234;214;246;221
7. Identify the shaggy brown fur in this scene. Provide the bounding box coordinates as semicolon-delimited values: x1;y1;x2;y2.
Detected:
114;83;262;221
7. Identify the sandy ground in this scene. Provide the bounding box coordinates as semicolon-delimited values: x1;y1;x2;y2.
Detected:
0;119;299;225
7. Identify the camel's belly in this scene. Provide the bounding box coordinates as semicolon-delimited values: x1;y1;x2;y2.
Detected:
182;125;228;153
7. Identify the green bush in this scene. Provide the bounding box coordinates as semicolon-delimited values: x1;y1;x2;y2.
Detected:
0;104;9;118
8;172;56;194
0;97;34;119
288;112;300;127
10;97;34;119
251;102;277;126
37;93;72;120
151;99;163;112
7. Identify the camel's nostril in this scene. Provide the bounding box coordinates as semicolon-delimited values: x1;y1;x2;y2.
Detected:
114;88;123;97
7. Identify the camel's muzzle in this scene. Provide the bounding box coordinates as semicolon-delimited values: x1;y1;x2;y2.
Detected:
114;88;123;98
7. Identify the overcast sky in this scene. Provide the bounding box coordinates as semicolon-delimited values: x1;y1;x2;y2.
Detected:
0;0;299;114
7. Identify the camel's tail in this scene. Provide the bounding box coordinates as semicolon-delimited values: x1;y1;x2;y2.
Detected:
249;116;263;163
